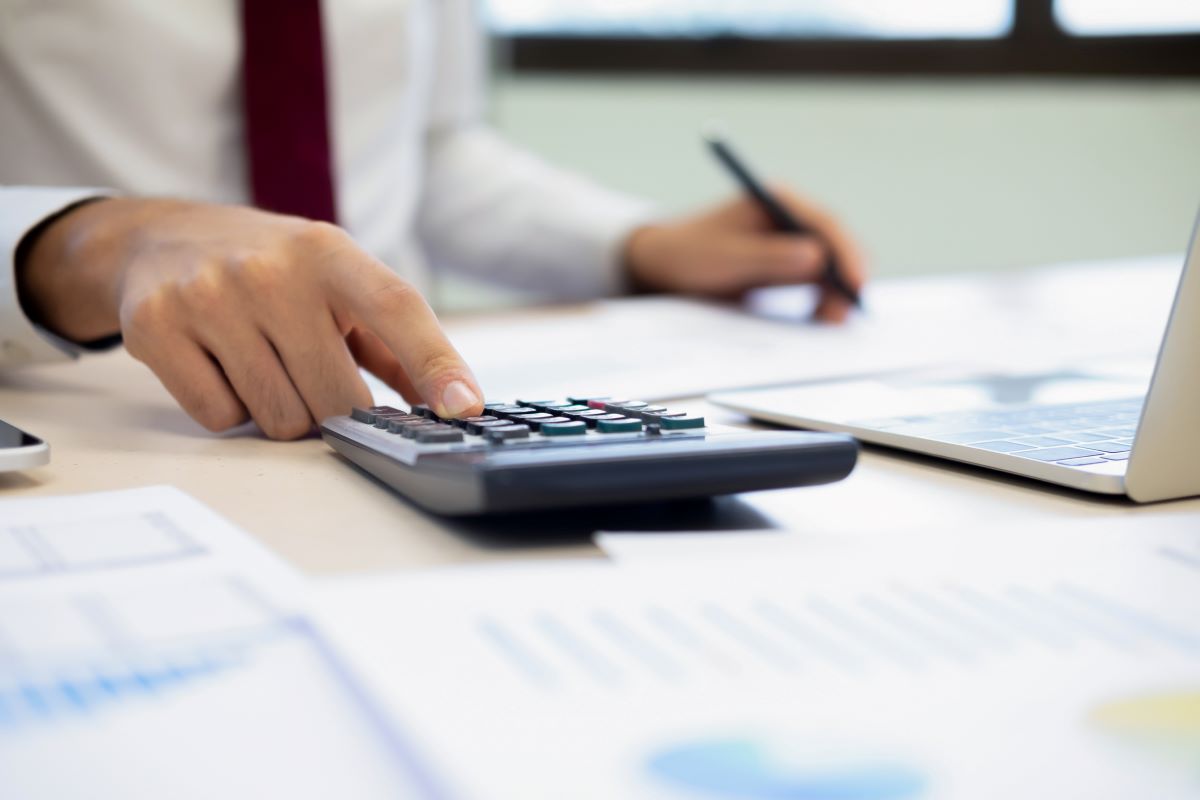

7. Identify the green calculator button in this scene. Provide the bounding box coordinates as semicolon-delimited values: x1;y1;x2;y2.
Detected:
540;421;587;436
660;414;705;430
597;417;643;433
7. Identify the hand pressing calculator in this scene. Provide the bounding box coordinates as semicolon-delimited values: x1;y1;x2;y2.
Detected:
321;397;857;515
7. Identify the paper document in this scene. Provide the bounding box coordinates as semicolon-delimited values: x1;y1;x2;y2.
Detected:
594;512;1200;564
0;487;442;800
434;256;1179;403
317;520;1200;799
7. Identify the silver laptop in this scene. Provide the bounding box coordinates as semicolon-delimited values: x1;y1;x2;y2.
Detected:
711;213;1200;503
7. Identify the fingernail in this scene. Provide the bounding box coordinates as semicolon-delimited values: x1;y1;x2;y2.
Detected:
440;380;479;418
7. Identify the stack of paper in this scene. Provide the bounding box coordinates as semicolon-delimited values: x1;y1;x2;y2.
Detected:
316;519;1200;799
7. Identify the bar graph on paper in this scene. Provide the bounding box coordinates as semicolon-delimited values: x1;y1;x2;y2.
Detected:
476;579;1200;691
0;487;437;799
0;577;287;725
0;513;204;578
0;575;432;798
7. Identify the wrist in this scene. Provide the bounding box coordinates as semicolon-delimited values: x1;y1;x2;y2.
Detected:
622;224;671;294
17;197;149;344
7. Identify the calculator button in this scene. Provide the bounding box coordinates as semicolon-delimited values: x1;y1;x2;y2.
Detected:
375;413;422;429
383;416;426;433
607;400;649;412
597;417;643;433
584;413;628;429
528;405;564;414
587;399;612;410
602;400;636;412
400;421;441;438
484;424;531;442
642;410;687;421
415;426;465;444
508;412;553;422
524;416;571;432
466;419;510;435
409;404;436;419
622;406;671;422
491;409;536;422
568;395;608;405
562;409;608;424
540;421;587;436
352;406;399;424
546;404;591;414
457;415;499;432
516;399;555;410
659;415;705;430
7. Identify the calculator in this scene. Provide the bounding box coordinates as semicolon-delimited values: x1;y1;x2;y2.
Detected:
320;397;858;515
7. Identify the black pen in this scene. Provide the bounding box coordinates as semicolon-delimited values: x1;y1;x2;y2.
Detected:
704;133;862;309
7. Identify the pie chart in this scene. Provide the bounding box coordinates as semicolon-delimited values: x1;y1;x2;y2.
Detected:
645;737;926;800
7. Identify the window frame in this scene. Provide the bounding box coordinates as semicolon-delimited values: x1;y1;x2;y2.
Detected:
494;0;1200;77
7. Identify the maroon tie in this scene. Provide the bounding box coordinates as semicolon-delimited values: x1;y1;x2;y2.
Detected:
240;0;338;223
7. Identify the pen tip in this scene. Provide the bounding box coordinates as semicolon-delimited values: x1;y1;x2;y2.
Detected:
700;120;727;145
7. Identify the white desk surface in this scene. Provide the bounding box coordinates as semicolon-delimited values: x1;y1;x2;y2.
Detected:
3;323;1196;578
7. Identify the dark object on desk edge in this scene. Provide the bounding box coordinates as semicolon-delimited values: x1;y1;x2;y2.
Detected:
705;133;862;309
321;399;858;515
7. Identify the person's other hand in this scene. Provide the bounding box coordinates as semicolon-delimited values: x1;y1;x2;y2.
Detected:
623;189;866;323
18;198;483;439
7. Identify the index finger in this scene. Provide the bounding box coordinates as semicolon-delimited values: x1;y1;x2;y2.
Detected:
330;260;484;419
775;187;868;319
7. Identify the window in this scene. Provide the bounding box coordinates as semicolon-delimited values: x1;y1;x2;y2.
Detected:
485;1;1013;40
485;0;1200;76
1055;0;1200;36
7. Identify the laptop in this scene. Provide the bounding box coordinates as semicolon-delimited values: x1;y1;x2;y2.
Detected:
711;212;1200;503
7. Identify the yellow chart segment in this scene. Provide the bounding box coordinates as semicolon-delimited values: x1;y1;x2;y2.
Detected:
1091;691;1200;737
1090;689;1200;777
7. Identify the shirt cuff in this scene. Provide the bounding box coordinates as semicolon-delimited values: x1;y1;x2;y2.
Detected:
0;187;114;367
593;199;662;297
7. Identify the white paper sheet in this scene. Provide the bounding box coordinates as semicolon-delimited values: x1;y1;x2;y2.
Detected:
316;519;1200;800
0;487;440;800
594;512;1200;564
432;256;1179;404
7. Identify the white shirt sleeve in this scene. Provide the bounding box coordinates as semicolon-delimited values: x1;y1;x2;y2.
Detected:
0;186;111;367
415;0;657;301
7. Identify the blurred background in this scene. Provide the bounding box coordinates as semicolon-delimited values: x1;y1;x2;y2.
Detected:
442;0;1200;308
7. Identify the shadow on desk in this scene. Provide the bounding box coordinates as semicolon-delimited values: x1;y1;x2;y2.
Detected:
337;452;778;548
441;495;779;549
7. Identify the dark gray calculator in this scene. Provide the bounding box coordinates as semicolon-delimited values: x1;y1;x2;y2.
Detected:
320;397;857;515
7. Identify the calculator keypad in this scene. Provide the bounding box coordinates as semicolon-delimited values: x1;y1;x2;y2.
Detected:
349;398;705;448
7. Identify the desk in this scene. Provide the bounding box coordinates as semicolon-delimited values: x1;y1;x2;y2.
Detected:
3;329;1197;577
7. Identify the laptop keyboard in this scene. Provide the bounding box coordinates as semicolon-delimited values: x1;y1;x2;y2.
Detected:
854;398;1142;468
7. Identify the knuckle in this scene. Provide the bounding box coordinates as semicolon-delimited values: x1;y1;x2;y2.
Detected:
120;292;172;358
797;237;826;267
368;277;422;316
227;250;289;295
260;414;312;441
291;220;349;254
182;261;230;315
194;399;247;433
